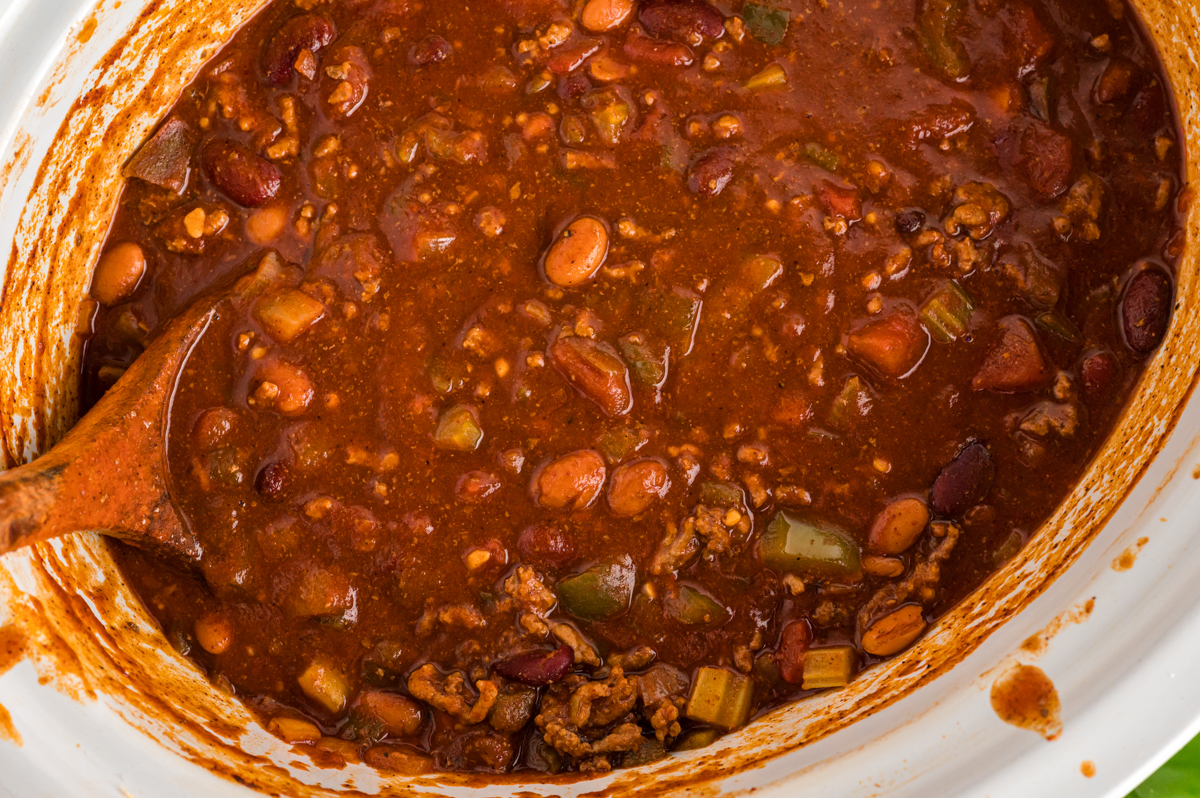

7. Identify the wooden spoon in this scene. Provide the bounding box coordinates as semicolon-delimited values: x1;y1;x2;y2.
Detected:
0;253;286;562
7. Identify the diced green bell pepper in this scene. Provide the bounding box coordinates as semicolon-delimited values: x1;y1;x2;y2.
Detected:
829;376;874;430
920;280;975;343
665;585;729;626
759;511;861;577
433;405;483;452
685;667;754;730
673;728;721;751
557;556;637;621
743;3;790;46
917;0;969;80
619;335;668;388
1035;311;1082;344
699;481;744;508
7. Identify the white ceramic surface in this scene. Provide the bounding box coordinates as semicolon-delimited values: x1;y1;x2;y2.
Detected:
0;1;1196;796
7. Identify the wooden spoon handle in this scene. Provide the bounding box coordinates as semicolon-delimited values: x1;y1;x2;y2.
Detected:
0;456;65;553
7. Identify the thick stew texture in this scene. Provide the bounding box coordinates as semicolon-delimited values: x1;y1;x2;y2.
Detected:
82;0;1185;776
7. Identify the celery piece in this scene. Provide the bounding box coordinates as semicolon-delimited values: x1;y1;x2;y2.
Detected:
685;667;754;730
619;335;668;388
557;556;636;621
743;3;790;46
673;728;721;751
645;287;703;352
759;511;861;577
803;141;840;173
919;280;975;343
800;646;856;690
433;405;483;452
829;376;874;430
917;0;969;80
744;63;788;91
597;426;649;463
621;737;667;768
665;585;729;626
1035;311;1082;344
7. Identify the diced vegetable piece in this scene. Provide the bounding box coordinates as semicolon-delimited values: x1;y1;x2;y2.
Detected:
664;585;729;626
298;657;352;713
744;63;787;91
556;555;637;621
489;687;538;733
255;290;326;343
917;0;969;80
685;667;754;730
699;481;743;507
1035;311;1082;344
972;317;1050;393
204;445;246;488
759;511;861;577
649;287;703;352
123;117;196;192
803;141;839;172
622;737;667;767
862;605;927;656
919;281;975;343
587;91;633;146
828;376;873;430
548;336;634;416
268;716;323;743
845;308;928;380
619;334;668;388
433;405;483;451
743;3;790;45
719;255;783;319
597;426;650;462
428;356;468;394
992;529;1024;565
801;647;856;690
673;728;721;751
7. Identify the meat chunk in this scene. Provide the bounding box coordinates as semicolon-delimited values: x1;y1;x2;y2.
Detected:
407;664;498;724
534;667;643;770
995;118;1075;199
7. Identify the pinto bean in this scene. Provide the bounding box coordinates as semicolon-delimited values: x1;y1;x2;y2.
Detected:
581;0;634;32
193;408;237;451
201;138;282;208
931;442;994;517
687;148;735;197
1120;265;1172;355
355;691;423;737
548;336;633;416
544;216;608;287
195;611;234;655
862;605;926;657
607;458;671;517
255;360;314;415
263;13;335;84
518;523;579;569
92;242;146;305
868;497;930;555
639;0;724;45
532;450;607;510
493;645;574;685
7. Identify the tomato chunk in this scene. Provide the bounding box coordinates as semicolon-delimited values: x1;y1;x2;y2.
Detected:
972;317;1050;393
846;307;929;380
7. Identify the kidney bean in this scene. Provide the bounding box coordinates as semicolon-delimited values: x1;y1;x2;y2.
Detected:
868;497;930;555
607;458;671;517
201;138;282;208
623;25;694;67
92;242;146;306
410;35;452;66
544;216;608;287
532;449;607;510
931;442;994;517
262;13;335;85
777;619;812;685
639;0;724;44
1079;349;1121;404
687;148;735;197
255;461;290;500
518;523;580;569
493;645;575;685
972;317;1050;392
1120;265;1172;355
557;72;592;100
862;605;927;657
894;208;926;235
581;0;634;32
548;336;633;416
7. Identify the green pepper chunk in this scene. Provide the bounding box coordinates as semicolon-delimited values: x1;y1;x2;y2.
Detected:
619;335;668;388
645;287;702;352
685;667;754;730
621;737;667;767
433;405;483;452
698;481;743;508
597;426;649;463
1035;310;1082;344
743;3;790;46
920;280;975;343
759;511;861;577
664;585;729;626
829;376;874;430
673;728;721;751
803;141;840;173
917;0;969;80
557;556;637;621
